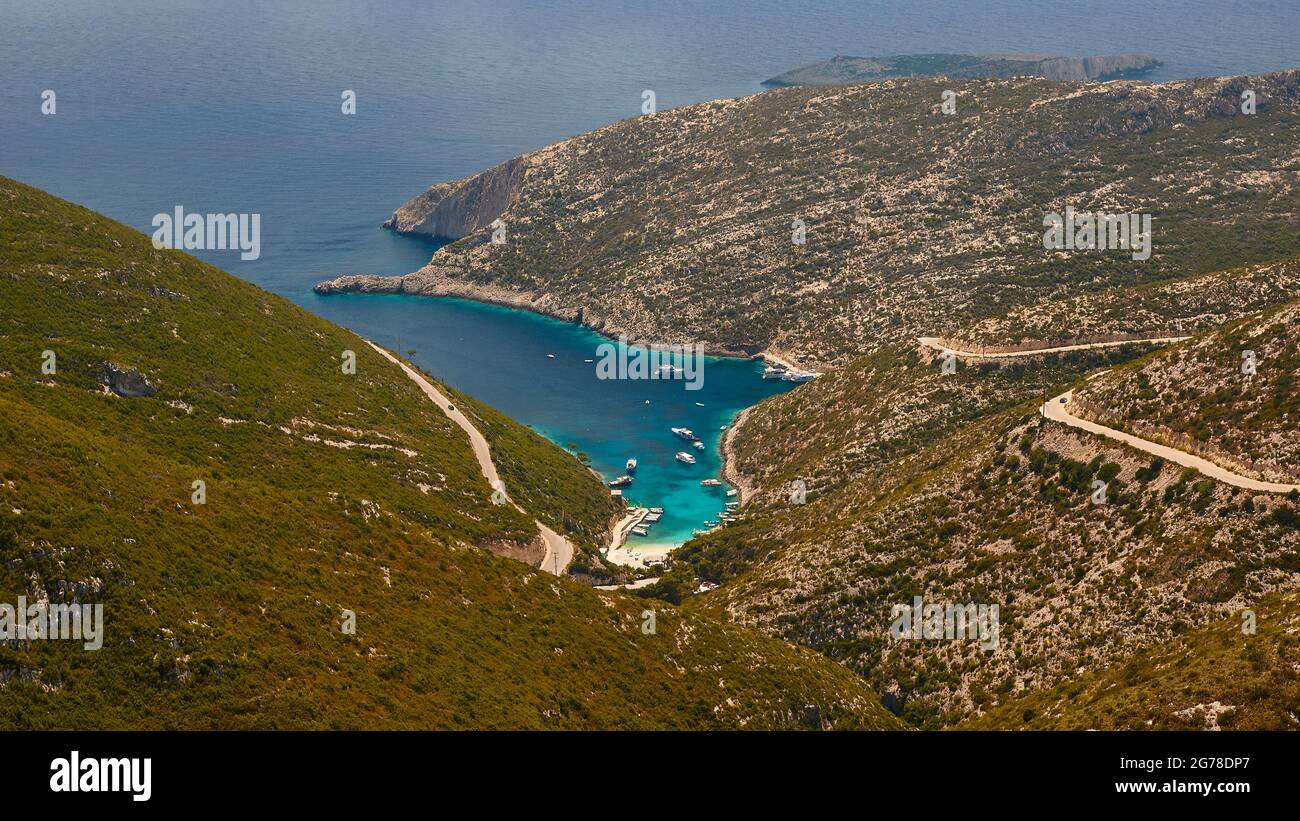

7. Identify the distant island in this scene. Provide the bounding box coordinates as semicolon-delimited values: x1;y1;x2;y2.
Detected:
763;52;1161;86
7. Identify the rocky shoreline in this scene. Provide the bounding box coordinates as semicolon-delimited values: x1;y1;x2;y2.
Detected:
719;405;757;505
314;270;806;370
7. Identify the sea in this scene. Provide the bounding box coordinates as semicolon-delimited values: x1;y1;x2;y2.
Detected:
3;0;1296;546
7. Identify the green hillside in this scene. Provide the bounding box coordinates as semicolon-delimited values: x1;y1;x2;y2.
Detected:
965;591;1300;730
0;177;901;729
674;327;1300;728
1078;298;1300;483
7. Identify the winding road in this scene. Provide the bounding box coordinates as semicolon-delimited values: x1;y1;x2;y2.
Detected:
368;342;576;574
919;335;1190;360
1042;389;1300;494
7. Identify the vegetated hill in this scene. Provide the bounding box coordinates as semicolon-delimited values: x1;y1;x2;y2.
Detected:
319;69;1300;369
672;333;1300;728
0;177;903;730
1074;298;1300;484
956;253;1300;346
762;53;1160;87
965;591;1300;730
437;382;623;576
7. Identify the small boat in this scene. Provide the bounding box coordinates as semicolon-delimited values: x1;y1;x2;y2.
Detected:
608;475;633;488
695;402;704;407
692;441;705;451
644;400;650;404
643;512;662;522
724;501;739;509
631;526;649;536
700;478;722;487
546;354;556;359
584;358;594;363
648;507;664;514
725;488;738;497
626;458;638;473
675;451;697;464
671;426;697;440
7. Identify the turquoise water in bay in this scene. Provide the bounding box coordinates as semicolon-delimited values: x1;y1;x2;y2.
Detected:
304;293;793;545
4;0;1296;546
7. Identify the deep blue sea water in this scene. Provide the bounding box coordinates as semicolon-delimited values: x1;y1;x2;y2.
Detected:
3;0;1297;545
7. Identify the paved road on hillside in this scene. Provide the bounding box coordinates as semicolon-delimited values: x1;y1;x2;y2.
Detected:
368;342;575;573
1043;388;1300;494
919;335;1191;360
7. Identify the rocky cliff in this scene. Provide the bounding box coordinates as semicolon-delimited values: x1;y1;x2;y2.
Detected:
384;156;529;239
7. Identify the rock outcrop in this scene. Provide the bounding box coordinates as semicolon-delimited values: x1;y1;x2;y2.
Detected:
99;363;156;398
384;156;529;239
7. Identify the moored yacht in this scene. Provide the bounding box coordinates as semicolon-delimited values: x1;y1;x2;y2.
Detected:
626;458;637;473
608;475;633;488
675;451;697;464
671;426;697;441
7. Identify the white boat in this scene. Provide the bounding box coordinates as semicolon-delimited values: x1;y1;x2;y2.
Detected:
675;451;697;464
700;478;722;486
631;526;649;536
695;402;704;407
692;441;705;451
762;366;787;380
608;475;633;488
725;488;738;497
649;507;664;514
671;426;697;440
626;458;637;473
546;353;556;358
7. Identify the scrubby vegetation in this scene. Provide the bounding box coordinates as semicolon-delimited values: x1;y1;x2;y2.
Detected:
966;591;1300;730
1078;299;1300;482
0;177;902;729
373;70;1299;370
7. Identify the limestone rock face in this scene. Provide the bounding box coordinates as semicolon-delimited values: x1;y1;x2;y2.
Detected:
384;156;529;239
100;363;156;397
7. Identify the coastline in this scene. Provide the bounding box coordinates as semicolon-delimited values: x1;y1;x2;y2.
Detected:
720;405;757;505
315;268;808;371
319;263;787;560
